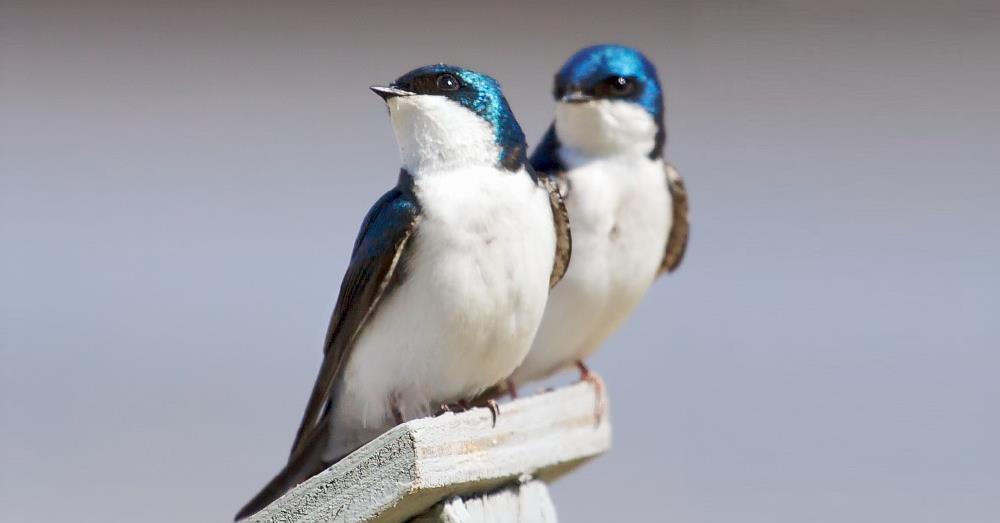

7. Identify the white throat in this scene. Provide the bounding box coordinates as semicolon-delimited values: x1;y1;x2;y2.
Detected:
554;99;657;158
387;95;500;175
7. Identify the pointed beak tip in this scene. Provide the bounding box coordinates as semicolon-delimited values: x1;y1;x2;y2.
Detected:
370;85;414;102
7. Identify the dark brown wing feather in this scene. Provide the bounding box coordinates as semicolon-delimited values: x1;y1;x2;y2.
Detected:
659;163;690;275
540;176;572;288
288;226;417;458
234;419;331;520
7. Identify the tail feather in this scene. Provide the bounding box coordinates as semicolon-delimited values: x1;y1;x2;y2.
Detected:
235;421;331;521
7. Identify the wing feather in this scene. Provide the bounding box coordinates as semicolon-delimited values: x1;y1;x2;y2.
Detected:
289;172;421;457
529;124;572;288
540;176;571;288
236;173;421;520
659;163;690;275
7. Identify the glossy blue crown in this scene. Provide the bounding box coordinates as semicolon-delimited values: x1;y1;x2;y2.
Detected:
556;44;663;119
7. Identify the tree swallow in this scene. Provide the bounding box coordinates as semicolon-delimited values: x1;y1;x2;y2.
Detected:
235;64;571;520
509;45;690;401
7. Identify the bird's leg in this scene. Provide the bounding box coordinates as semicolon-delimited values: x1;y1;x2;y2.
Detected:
389;394;404;425
505;378;519;400
575;360;606;426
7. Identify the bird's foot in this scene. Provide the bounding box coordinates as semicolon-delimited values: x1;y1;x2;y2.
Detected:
575;360;606;426
435;397;500;426
434;400;472;417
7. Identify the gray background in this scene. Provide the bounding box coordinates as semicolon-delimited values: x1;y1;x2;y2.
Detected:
2;1;998;521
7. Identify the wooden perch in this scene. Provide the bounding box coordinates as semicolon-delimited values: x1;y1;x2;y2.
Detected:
246;380;611;522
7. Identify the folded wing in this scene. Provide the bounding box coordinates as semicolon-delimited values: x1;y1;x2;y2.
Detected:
659;163;690;275
235;172;422;520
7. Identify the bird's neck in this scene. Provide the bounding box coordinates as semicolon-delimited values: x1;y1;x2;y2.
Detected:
388;95;504;176
554;99;661;159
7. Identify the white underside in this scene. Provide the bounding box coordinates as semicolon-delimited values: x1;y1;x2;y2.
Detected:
511;101;671;384
324;97;556;459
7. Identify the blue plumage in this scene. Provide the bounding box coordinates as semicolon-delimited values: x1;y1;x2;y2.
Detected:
350;171;420;261
529;124;564;177
555;44;663;118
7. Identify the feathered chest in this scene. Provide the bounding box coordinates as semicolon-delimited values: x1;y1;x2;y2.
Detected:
409;166;555;299
561;154;671;287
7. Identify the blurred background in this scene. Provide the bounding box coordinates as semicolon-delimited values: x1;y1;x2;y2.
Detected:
2;1;998;521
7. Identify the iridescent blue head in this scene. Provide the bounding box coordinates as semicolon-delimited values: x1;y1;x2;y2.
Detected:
555;44;663;119
371;64;527;172
536;45;665;162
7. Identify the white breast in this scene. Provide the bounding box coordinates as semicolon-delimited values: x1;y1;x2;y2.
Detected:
512;101;671;384
326;165;555;459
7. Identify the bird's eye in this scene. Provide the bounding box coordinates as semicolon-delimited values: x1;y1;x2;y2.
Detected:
436;74;460;91
600;76;637;97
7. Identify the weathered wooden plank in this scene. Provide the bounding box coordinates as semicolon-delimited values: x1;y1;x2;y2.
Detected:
411;478;557;523
247;380;610;523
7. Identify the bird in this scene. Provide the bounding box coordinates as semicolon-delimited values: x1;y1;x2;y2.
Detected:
508;44;689;402
234;64;571;520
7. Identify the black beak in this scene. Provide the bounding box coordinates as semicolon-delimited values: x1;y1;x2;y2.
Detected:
561;91;593;104
370;85;415;102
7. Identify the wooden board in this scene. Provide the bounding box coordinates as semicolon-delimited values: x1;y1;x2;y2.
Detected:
247;380;611;523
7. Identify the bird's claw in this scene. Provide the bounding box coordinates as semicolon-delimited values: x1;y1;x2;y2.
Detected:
486;399;500;427
435;398;500;427
435;400;474;417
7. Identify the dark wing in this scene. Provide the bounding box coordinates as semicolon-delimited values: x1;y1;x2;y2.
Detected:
527;125;571;288
291;173;421;455
529;123;565;176
234;416;331;520
235;173;421;520
539;176;571;288
659;163;690;275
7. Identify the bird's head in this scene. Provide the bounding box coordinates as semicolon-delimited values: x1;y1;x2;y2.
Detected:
372;64;526;174
551;44;665;158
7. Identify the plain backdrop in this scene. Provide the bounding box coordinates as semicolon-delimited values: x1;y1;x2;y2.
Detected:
2;1;998;521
